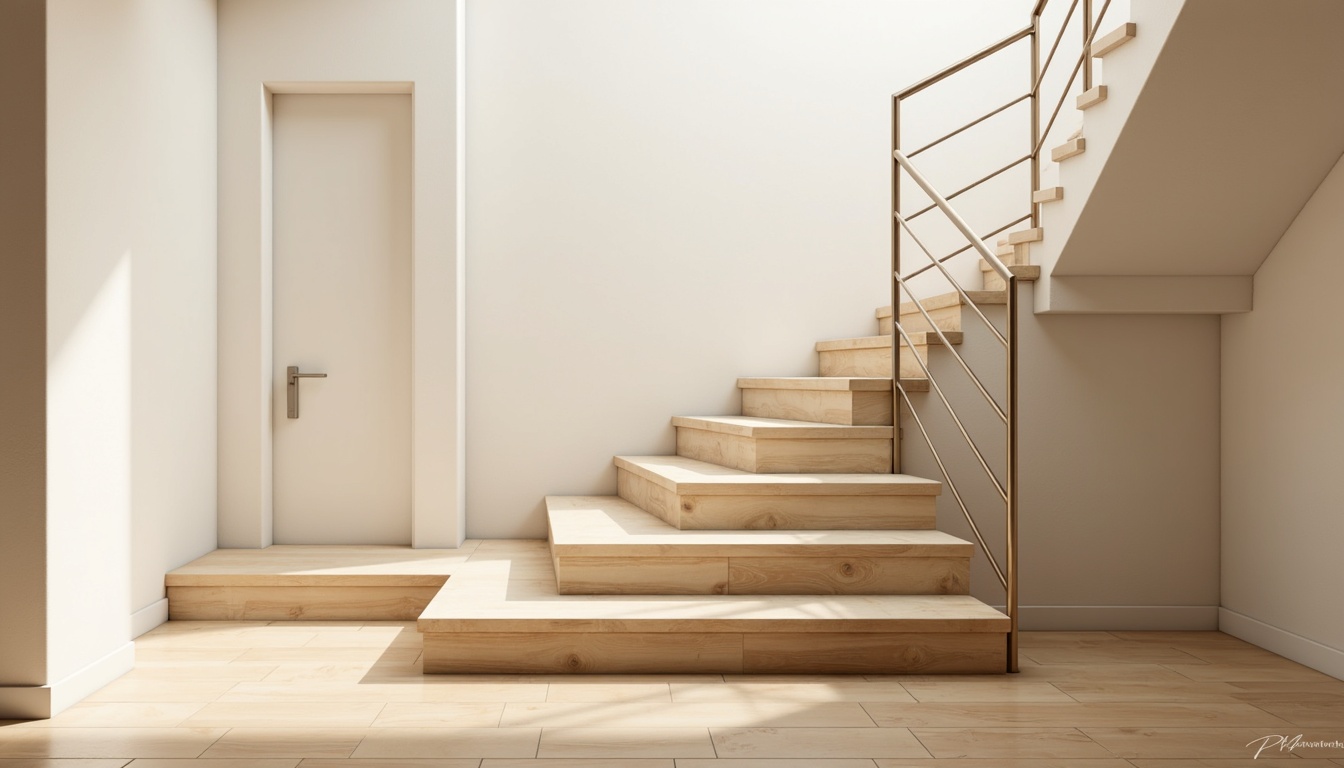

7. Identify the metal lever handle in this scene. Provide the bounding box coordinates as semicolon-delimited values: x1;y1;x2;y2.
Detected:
286;365;327;419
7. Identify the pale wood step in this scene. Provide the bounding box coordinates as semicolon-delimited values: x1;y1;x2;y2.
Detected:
738;376;893;426
615;455;939;530
876;290;1006;335
816;333;963;378
546;496;971;596
1007;228;1044;245
418;544;1008;674
1092;22;1137;58
981;263;1043;292
673;415;892;474
164;544;477;620
1051;137;1086;162
1032;186;1064;204
1077;85;1108;110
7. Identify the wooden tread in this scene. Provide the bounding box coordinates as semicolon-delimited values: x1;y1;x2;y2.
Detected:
1052;137;1086;162
673;415;892;474
1033;186;1064;203
981;263;1042;291
418;545;1008;674
738;376;893;425
737;376;892;391
547;496;972;596
1077;85;1108;110
1092;22;1136;58
614;455;940;530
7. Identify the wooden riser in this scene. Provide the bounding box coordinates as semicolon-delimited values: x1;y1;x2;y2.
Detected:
422;630;1005;674
546;496;971;596
167;585;441;621
741;387;892;426
614;455;939;530
819;343;926;378
673;416;892;474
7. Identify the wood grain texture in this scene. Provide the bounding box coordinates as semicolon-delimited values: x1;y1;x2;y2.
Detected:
1077;84;1109;109
167;585;440;621
166;544;474;587
741;632;1005;674
675;427;892;474
741;387;893;426
422;632;746;674
1092;22;1137;57
728;556;969;595
554;556;729;595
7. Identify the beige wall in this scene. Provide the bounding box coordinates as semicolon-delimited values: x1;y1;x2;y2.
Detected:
0;0;49;701
1221;152;1344;677
0;0;217;720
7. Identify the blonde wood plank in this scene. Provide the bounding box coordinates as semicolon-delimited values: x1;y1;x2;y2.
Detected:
1052;137;1087;161
669;680;917;703
1078;84;1109;109
911;727;1119;759
876;762;1131;768
546;495;966;556
166;544;477;586
861;701;1293;728
675;427;892;474
615;467;682;528
421;632;745;674
167;585;440;621
369;702;507;728
535;729;714;759
982;265;1042;291
1033;186;1064;203
553;556;729;595
544;683;672;702
218;681;548;703
741;387;892;426
742;632;1004;674
182;702;384;729
300;761;480;768
503;701;877;728
736;376;892;391
199;729;365;759
350;728;541;759
670;415;892;439
1082;726;1344;759
814;332;961;352
613;456;938;497
0;728;229;759
711;727;929;759
674;492;936;531
728;556;968;595
1092;22;1137;57
1007;227;1045;245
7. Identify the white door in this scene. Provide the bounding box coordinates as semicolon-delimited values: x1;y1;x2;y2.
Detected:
272;94;412;545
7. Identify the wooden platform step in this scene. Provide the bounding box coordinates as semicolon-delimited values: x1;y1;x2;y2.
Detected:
164;545;477;620
1077;85;1108;110
615;454;940;530
418;542;1009;674
1052;137;1086;162
876;290;1006;334
673;415;892;474
816;333;963;378
981;263;1043;291
546;496;971;596
738;376;893;425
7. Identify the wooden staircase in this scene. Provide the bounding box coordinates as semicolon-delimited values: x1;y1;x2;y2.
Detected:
418;255;1025;676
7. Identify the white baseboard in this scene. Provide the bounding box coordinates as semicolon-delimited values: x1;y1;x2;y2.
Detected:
0;641;135;720
990;604;1220;630
1220;608;1344;681
132;597;169;638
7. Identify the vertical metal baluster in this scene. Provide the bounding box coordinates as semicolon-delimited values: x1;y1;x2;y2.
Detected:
891;95;903;474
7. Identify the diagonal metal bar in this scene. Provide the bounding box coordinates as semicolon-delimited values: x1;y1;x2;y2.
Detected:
894;321;1009;502
908;95;1032;159
894;271;1008;424
894;213;1009;349
900;215;1032;282
1033;0;1114;156
897;382;1008;590
895;26;1033;100
907;155;1032;221
1031;0;1081;93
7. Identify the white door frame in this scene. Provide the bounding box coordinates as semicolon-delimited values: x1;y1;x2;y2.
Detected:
218;80;463;549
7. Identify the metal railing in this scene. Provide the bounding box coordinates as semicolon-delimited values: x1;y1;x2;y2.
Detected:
890;0;1116;673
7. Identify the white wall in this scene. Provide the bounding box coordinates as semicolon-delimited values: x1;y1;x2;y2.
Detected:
1;0;219;719
217;0;462;548
466;0;1030;537
1222;152;1344;677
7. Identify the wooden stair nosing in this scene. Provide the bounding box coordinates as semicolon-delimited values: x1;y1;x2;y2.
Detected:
1077;85;1108;110
1092;23;1137;58
875;291;1008;320
738;376;892;392
613;455;940;497
1051;137;1086;162
546;496;972;559
815;332;963;352
671;415;892;440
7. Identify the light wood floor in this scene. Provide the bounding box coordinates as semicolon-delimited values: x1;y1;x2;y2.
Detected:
2;626;1342;765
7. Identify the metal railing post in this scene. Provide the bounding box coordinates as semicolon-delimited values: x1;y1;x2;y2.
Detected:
891;95;902;474
1031;11;1042;228
1082;0;1094;91
1006;277;1020;674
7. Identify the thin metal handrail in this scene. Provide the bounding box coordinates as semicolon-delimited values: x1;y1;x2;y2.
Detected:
907;94;1032;159
892;212;1008;350
901;215;1032;281
1033;0;1114;156
893;150;1011;280
894;26;1033;100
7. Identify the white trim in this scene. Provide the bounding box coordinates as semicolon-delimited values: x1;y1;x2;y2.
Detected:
1035;275;1253;314
1220;607;1344;681
994;604;1219;630
131;598;169;638
0;641;134;720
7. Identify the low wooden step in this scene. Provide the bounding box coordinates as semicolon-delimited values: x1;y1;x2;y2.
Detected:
816;333;963;378
738;376;892;426
165;545;475;620
876;290;1006;335
615;455;939;530
1032;186;1064;204
673;415;892;474
1077;85;1108;110
546;496;971;596
1092;22;1137;58
418;544;1008;674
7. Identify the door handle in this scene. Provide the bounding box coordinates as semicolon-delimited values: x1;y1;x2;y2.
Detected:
286;365;327;419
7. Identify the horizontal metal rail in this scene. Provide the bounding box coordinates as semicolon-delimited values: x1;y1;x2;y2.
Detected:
893;215;1009;351
894;26;1032;100
900;214;1032;282
907;154;1032;221
894;150;1012;280
908;95;1032;159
